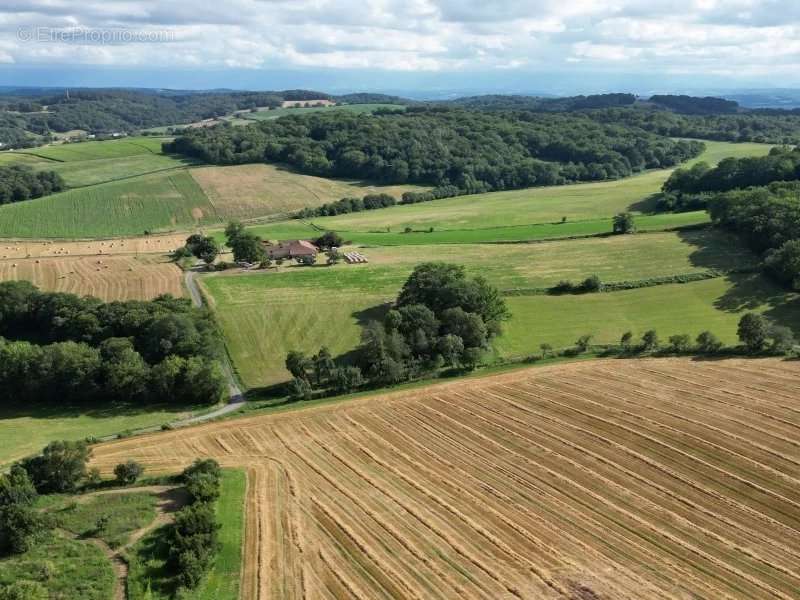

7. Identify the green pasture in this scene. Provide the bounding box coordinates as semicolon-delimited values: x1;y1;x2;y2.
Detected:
126;469;247;600
0;170;217;238
234;211;711;247
0;403;205;466
48;492;158;549
0;535;114;600
192;469;247;600
201;229;760;387
42;153;196;187
13;136;169;162
494;274;800;358
299;141;772;234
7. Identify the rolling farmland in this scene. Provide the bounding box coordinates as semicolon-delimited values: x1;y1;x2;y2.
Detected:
191;163;428;221
293;141;772;235
89;357;800;600
199;229;777;387
0;170;217;238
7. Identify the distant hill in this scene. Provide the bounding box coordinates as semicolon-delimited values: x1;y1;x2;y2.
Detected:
647;94;739;115
445;93;636;111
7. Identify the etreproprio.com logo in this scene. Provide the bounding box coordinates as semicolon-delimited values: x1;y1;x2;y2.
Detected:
17;27;174;44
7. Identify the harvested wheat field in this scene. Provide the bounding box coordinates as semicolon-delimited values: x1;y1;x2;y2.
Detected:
0;254;183;300
90;358;800;600
0;233;188;260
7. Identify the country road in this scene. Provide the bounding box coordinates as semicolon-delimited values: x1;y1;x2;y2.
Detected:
181;269;246;422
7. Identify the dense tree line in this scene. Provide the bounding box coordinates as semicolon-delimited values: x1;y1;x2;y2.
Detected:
296;192;399;218
706;182;800;290
167;459;222;589
165;108;703;190
0;164;64;204
0;282;225;407
664;147;800;194
588;107;800;144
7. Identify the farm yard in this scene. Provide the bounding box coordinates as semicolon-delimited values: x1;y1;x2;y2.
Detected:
88;357;800;600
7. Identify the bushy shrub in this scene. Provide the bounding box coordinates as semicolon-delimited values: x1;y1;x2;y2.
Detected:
113;460;144;485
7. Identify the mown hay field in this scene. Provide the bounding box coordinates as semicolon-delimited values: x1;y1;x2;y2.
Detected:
297;141;772;234
0;170;217;238
89;358;800;600
0;254;183;301
0;232;188;259
199;229;776;387
191;163;428;221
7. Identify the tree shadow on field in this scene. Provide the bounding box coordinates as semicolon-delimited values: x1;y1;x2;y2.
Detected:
674;228;800;336
627;193;661;214
677;228;759;272
334;302;393;367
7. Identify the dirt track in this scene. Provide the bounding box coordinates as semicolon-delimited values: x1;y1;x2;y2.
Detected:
89;358;800;599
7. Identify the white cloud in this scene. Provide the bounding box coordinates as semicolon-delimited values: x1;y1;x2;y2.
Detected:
0;0;798;82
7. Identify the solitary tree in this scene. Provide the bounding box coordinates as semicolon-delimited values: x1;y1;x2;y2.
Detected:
313;231;343;250
113;460;144;485
737;313;769;353
539;343;553;358
613;212;636;234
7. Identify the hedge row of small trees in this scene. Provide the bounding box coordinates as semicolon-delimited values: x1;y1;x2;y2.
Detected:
536;313;797;361
295;193;398;219
167;459;222;589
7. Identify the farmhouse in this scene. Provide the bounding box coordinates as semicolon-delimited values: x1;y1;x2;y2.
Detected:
263;239;319;260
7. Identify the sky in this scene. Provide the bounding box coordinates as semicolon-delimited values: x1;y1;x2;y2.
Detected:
1;1;799;94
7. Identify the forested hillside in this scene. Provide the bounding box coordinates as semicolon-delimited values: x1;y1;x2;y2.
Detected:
165;108;703;191
588;107;800;143
0;88;346;147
